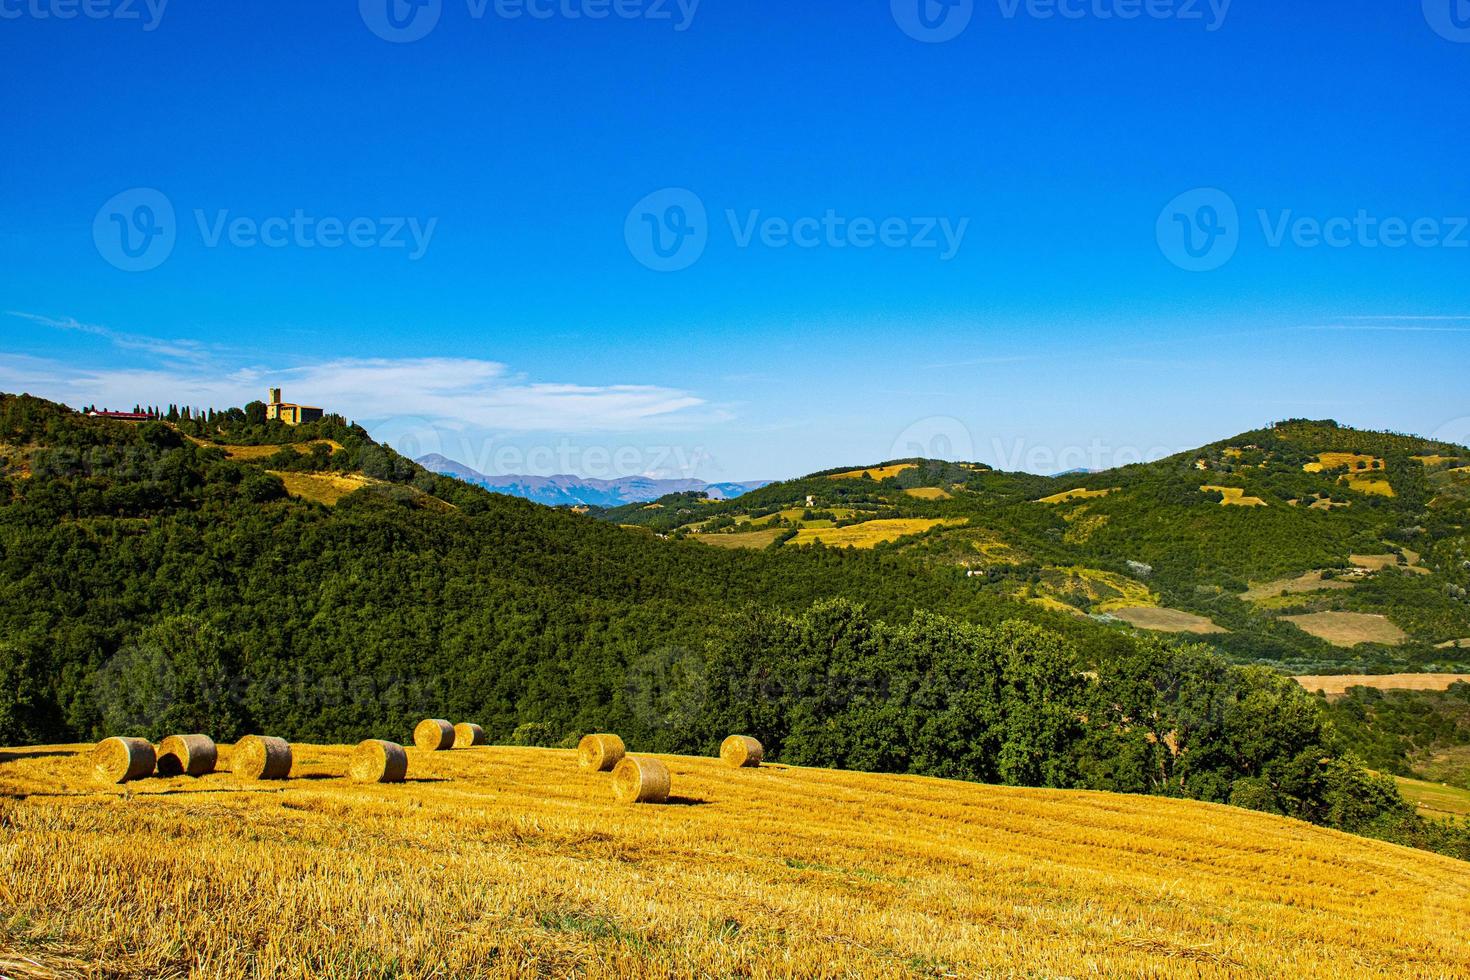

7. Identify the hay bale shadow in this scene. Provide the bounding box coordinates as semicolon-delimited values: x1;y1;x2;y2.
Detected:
664;795;712;807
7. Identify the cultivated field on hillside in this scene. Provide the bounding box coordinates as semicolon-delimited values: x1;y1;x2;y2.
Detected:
1110;605;1229;635
791;518;958;548
1201;485;1268;507
1;743;1467;978
269;470;384;505
826;464;915;481
1293;673;1470;698
1284;611;1408;647
1038;487;1116;505
1394;776;1470;824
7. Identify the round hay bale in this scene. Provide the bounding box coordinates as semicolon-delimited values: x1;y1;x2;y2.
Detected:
233;735;292;780
156;734;217;778
611;756;670;804
720;735;764;768
577;733;625;772
92;737;155;784
453;722;486;748
414;718;455;751
350;740;408;783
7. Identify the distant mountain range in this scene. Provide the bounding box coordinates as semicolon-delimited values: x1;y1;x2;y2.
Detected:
416;454;770;507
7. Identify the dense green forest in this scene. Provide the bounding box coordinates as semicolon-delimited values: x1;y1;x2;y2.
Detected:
1;393;1466;860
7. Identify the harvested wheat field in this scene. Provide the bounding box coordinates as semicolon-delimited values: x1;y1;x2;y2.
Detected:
790;518;960;549
1110;605;1228;635
903;486;952;500
4;743;1465;979
1282;611;1407;647
826;463;916;481
1293;673;1470;698
1201;485;1268;507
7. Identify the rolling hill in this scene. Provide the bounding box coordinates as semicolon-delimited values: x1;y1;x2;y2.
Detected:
603;420;1470;675
2;742;1466;978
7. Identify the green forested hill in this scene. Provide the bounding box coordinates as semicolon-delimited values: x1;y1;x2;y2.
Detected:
604;420;1470;674
2;393;1467;860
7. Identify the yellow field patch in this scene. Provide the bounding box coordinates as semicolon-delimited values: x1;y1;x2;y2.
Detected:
194;439;343;461
1242;571;1356;601
1293;673;1470;698
1413;455;1457;467
904;486;952;500
1026;595;1087;617
827;463;916;481
792;517;960;548
1033;567;1156;613
1037;487;1117;505
696;528;786;549
1281;612;1407;647
1201;485;1267;507
1340;476;1396;497
1304;452;1384;474
2;744;1466;977
1110;606;1228;635
1437;638;1470;650
269;471;383;506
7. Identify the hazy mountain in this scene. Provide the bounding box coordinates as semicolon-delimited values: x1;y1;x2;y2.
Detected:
416;453;770;507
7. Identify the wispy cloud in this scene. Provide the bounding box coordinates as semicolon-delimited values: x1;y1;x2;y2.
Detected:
1303;324;1470;333
8;311;215;363
0;316;712;434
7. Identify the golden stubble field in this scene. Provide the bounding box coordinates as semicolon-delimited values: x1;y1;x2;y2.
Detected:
2;743;1468;979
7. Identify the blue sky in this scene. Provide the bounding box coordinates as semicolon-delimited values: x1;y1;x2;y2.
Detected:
1;0;1467;480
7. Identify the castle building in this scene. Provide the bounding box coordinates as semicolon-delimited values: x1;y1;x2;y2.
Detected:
265;387;324;426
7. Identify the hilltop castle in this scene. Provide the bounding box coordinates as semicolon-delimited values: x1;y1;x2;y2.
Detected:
265;387;323;426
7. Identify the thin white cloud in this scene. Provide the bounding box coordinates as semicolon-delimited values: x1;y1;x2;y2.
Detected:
0;315;711;434
8;311;214;363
